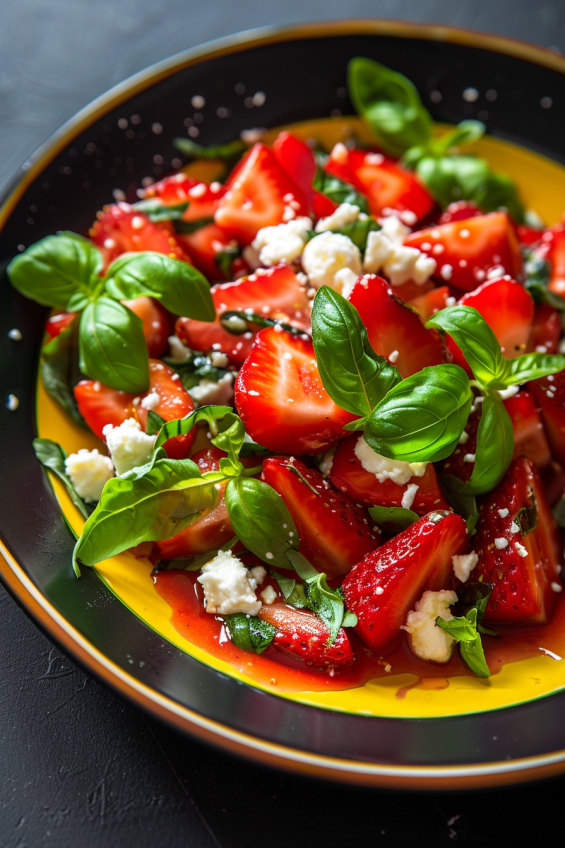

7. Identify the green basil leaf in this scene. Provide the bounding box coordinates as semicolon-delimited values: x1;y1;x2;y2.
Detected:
437;607;491;678
173;137;247;161
224;477;298;570
210;412;245;477
7;233;103;310
364;364;472;463
312;286;401;419
215;245;241;279
33;438;90;519
304;572;345;644
433;120;486;155
154;404;233;450
368;504;419;533
79;297;150;394
348;57;433;156
271;570;298;600
73;458;221;574
219;310;306;338
342;610;358;628
463;393;513;496
40;319;87;429
104;252;215;320
426;305;510;389
454;582;497;635
327;217;381;253
145;410;166;436
131;199;189;221
224;613;276;654
285;549;319;581
164;353;229;390
508;353;565;384
437;472;479;520
312;166;369;214
173;216;216;234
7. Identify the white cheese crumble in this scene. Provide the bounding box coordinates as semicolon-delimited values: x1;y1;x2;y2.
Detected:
315;202;361;232
334;267;360;299
363;228;436;286
251;217;312;266
458;430;469;444
330;142;348;164
197;550;263;616
168;335;191;362
514;541;528;558
318;448;335;477
260;585;278;605
498;508;509;518
498;385;520;400
65;449;114;502
552;581;563;593
389;349;399;363
141;391;160;411
401;483;419;510
494;537;509;549
102;418;156;476
402;590;458;663
301;231;362;291
210;351;229;368
354;435;427;485
452;551;479;583
188;372;234;407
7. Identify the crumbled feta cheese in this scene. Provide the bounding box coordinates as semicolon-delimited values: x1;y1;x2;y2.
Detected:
463;453;476;463
458;430;469;444
301;231;362;290
188;373;234;407
141;391;160;411
168;335;191;362
330;142;348;164
260;585;278;604
514;541;528;558
510;521;520;534
494;537;508;549
362;227;436;285
64;448;114;502
334;266;360;299
197;550;262;615
552;581;563;593
498;385;520;400
452;551;479;583
318;448;336;477
498;508;509;518
402;590;458;663
315;202;361;233
389;349;399;363
252;217;312;266
379;215;411;243
354;435;427;485
401;483;419;510
210;351;229;368
103;418;156;476
363;230;394;273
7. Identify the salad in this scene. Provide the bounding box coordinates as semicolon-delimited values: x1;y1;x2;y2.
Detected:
9;58;565;687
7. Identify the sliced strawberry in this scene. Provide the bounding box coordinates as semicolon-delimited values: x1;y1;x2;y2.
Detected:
325;147;435;222
261;457;380;579
472;457;562;624
45;311;75;339
258;603;355;668
408;285;450;321
388;278;436;303
235;327;355;455
342;511;468;651
90;203;191;268
330;434;450;515
536;224;565;296
505;391;551;470
175;265;311;366
272;131;316;206
144;173;224;221
516;225;543;246
74;358;194;458
348;274;444;378
404;212;522;293
530;371;565;466
311;190;339;220
122;296;174;359
214;144;309;245
177;222;241;282
438;201;483;225
527;302;561;354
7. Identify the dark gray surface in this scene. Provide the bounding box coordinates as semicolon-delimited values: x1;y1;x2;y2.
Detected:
2;1;565;844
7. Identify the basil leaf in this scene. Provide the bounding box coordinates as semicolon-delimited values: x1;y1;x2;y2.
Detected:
285;548;319;581
312;286;401;419
131;199;189;221
210;412;245;477
8;233;103;310
33;438;90;519
224;613;276;654
463;393;513;496
328;217;381;253
364;364;473;463
215;245;241;279
368;504;418;533
173;137;247;161
40;320;87;429
145;410;166;436
553;495;565;529
454;582;497;636
73;458;221;574
154;405;233;450
219;310;306;338
79;297;150;393
437;607;490;678
304;572;345;644
271;570;298;600
104;252;215;320
224;477;298;570
508;353;565;384
164;353;228;390
348;57;433;156
173;216;216;235
427;305;510;389
437;472;478;520
434;120;486;155
312;166;369;214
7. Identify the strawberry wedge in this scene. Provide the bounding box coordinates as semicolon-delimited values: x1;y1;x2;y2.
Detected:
258;604;355;668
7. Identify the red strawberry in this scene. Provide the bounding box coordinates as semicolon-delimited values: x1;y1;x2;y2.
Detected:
235;327;355;455
330;434;450;515
527;302;561;355
122;296;174;358
214;144;309;244
408;285;451;321
175;264;311;366
311;190;339;220
516;225;543;246
471;457;562;624
45;311;75;339
505;391;551;470
144;173;224;221
325;146;435;222
272;131;316;206
535;224;565;296
348;274;444;378
177;222;243;282
530;371;565;466
258;603;355;668
438;201;484;225
342;511;468;651
90;203;191;268
261;457;381;579
404;212;522;293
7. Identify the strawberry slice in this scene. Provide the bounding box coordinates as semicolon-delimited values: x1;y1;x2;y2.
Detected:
536;224;565;296
74;358;195;458
311;190;339;220
45;311;75;339
214;144;309;245
440;406;481;484
144;173;224;221
330;434;450;515
325;147;435;222
527;302;561;354
177;222;243;282
272;131;316;206
342;511;468;651
90;203;191;268
348;274;444;378
530;371;565;466
175;265;311;366
235;327;355;455
516;225;543;246
261;457;380;579
438;201;484;225
505;391;551;470
471;457;562;624
408;285;450;321
258;603;355;668
404;212;522;293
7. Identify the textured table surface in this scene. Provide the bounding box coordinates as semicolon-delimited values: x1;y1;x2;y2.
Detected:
2;1;565;845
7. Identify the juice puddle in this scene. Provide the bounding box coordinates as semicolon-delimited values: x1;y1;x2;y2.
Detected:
154;570;565;694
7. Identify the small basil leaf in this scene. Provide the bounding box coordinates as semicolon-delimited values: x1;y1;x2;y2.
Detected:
65;291;91;312
104;252;215;320
312;167;369;214
436;607;491;678
219;310;306;338
304;572;345;644
40;319;87;429
164;353;229;390
145;410;166;436
312;286;401;418
508;353;565;384
33;438;90;519
173;137;247;161
79;297;150;394
7;233;103;309
215;245;241;278
462;393;513;496
271;570;297;600
454;582;496;635
210;412;245;477
342;417;368;432
437;473;479;520
285;549;319;582
131;199;189;222
154;404;233;450
433;120;486;155
173;216;215;234
364;364;472;463
224;613;276;654
427;305;510;389
342;610;358;628
368;504;419;533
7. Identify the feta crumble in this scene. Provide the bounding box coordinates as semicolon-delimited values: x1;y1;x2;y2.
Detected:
318;448;335;477
260;585;278;605
141;391;160;411
401;483;419;510
168;335;191;362
362;226;436;285
301;231;362;291
354;435;427;485
494;537;508;549
514;541;528;558
251;217;312;266
315;202;361;233
188;372;234;407
452;551;479;583
65;448;114;502
197;550;263;615
102;418;156;476
334;267;360;299
402;590;458;663
498;508;509;518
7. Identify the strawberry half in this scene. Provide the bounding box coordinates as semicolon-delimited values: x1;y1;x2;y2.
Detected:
438;200;484;225
505;391;551;470
235;327;355;455
330;434;449;515
408;285;450;321
258;603;355;668
404;212;522;293
472;457;562;624
175;264;311;366
145;172;224;221
272;131;316;207
342;511;468;652
261;457;381;579
178;222;243;283
530;371;565;466
90;203;191;268
527;302;561;355
348;274;444;378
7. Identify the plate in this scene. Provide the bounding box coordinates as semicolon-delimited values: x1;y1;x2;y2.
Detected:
2;20;565;789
